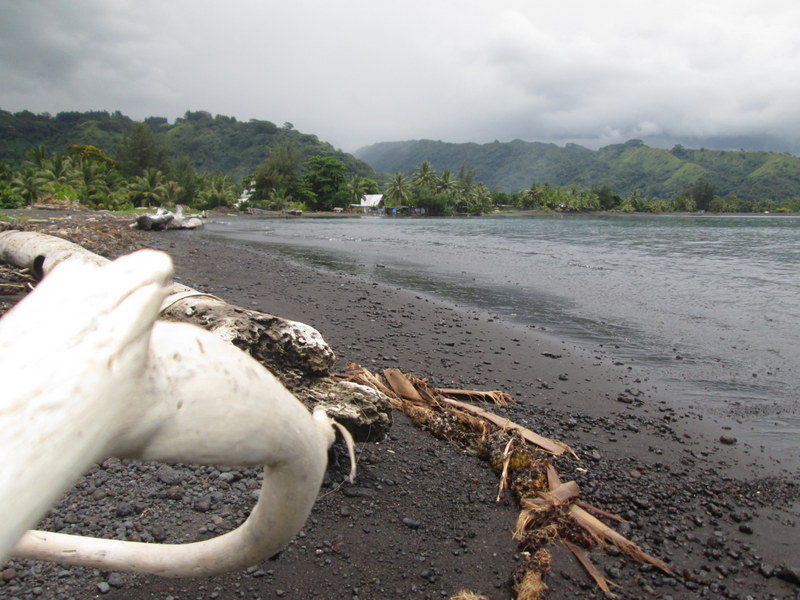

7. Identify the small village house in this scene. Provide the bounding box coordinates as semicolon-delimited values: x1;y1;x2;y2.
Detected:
351;194;384;214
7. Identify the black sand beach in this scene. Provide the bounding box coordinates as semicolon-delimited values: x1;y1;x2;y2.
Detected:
1;212;798;599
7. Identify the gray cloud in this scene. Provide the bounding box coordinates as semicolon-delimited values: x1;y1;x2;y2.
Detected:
1;0;798;153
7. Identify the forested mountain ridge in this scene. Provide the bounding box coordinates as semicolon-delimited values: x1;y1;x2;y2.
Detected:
3;109;798;212
0;109;375;182
355;138;800;202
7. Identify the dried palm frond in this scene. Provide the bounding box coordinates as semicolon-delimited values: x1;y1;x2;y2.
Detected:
563;539;621;598
450;591;490;600
436;387;513;405
568;505;672;574
340;364;671;598
514;569;548;600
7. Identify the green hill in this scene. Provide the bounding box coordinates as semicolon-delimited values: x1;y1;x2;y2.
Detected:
0;109;375;182
355;138;800;202
3;109;798;205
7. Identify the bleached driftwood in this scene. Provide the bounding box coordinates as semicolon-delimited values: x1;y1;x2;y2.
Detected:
0;229;391;440
0;229;107;278
160;286;335;378
134;206;204;231
0;229;332;377
0;229;392;441
0;249;340;576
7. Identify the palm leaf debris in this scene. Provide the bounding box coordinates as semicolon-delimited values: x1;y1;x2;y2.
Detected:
342;364;670;600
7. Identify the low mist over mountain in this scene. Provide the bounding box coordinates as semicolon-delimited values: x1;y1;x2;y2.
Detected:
356;138;800;202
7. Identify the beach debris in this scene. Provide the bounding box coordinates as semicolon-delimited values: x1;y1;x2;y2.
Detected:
133;205;204;230
160;291;391;441
299;379;393;443
513;568;549;600
160;288;335;377
435;387;512;405
380;367;573;457
0;228;109;276
563;540;621;597
0;229;392;442
342;364;671;599
449;591;490;600
0;248;340;575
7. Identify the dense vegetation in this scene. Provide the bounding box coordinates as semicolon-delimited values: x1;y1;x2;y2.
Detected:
377;160;800;215
0;109;376;212
357;138;800;210
1;109;798;214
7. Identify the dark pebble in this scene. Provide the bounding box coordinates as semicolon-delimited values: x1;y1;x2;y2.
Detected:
107;572;125;588
342;486;377;498
719;434;737;445
164;485;185;500
157;464;182;485
114;502;135;517
775;565;800;586
194;496;212;512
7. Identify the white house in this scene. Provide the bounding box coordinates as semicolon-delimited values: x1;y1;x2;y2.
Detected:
353;194;384;214
237;180;256;207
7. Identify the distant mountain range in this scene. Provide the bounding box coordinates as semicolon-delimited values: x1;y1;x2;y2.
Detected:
355;138;800;201
2;109;798;202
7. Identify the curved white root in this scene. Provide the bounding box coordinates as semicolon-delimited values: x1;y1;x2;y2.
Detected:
1;248;340;576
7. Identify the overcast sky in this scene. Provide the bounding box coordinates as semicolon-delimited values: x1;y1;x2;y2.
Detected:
1;0;799;153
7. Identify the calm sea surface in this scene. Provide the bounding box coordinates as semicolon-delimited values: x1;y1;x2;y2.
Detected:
203;214;800;450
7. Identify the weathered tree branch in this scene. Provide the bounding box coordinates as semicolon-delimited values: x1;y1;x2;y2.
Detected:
0;249;338;575
0;229;392;442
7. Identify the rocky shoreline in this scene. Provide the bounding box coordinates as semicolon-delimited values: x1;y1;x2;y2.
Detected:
0;211;798;599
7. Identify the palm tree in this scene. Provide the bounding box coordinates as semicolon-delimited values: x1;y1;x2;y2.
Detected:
75;159;110;208
199;173;237;209
267;188;292;211
129;168;167;207
468;183;494;215
162;180;182;207
11;166;47;205
436;170;457;196
412;160;437;190
518;184;542;209
346;175;367;207
384;172;411;206
39;155;80;188
26;145;51;168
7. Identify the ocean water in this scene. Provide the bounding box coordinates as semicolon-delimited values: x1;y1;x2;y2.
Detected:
203;214;800;449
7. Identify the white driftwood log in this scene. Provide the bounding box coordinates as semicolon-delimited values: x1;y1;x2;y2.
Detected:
0;229;334;376
134;206;204;230
0;229;107;278
0;249;339;576
0;229;392;441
